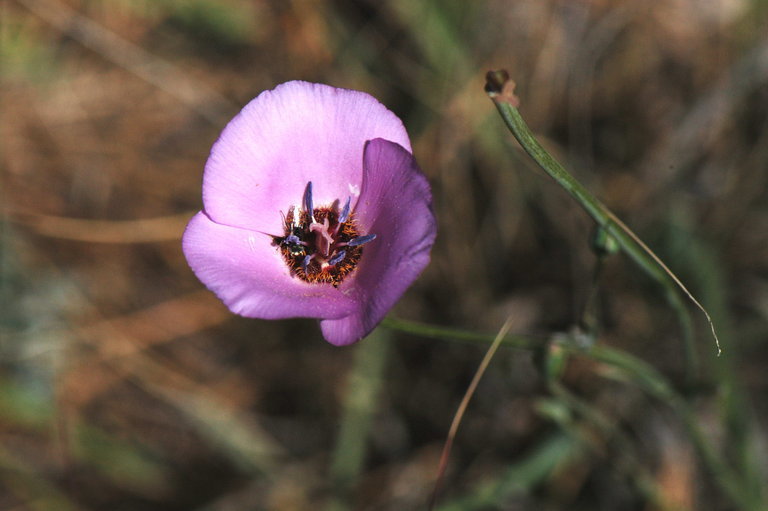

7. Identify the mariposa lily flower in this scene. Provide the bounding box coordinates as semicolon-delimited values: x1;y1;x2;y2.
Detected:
182;81;436;346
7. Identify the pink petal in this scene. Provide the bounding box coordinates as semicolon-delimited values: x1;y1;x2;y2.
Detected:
202;81;411;235
320;139;436;345
182;212;358;320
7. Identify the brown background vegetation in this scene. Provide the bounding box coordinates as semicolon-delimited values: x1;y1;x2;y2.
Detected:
2;0;767;509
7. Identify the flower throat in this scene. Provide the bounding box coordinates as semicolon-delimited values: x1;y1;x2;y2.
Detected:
273;182;376;287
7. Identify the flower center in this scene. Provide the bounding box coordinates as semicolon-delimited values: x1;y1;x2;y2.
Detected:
273;182;376;287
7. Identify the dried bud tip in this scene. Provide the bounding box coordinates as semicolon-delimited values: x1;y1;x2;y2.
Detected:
484;69;509;94
484;69;520;107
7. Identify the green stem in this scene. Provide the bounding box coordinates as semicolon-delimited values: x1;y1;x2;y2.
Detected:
380;316;540;350
485;71;720;376
384;317;753;509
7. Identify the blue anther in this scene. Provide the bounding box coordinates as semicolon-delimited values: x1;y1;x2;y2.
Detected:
304;182;314;220
347;234;376;247
285;234;301;245
338;196;351;223
328;250;346;266
301;254;312;273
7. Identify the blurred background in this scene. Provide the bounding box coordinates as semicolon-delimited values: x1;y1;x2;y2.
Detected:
2;0;768;509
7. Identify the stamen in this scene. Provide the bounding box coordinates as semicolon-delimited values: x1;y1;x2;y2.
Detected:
304;182;315;222
328;250;346;266
301;254;313;274
277;183;365;286
338;196;351;223
347;234;376;247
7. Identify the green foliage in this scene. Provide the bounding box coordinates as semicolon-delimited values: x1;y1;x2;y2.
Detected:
2;0;766;509
0;12;58;84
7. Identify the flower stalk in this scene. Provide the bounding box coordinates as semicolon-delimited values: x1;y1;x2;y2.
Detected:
485;70;720;367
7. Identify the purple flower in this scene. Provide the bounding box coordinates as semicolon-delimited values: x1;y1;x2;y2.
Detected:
182;81;436;346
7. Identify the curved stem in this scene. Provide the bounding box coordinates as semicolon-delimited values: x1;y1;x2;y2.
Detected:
485;71;720;372
384;316;753;509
